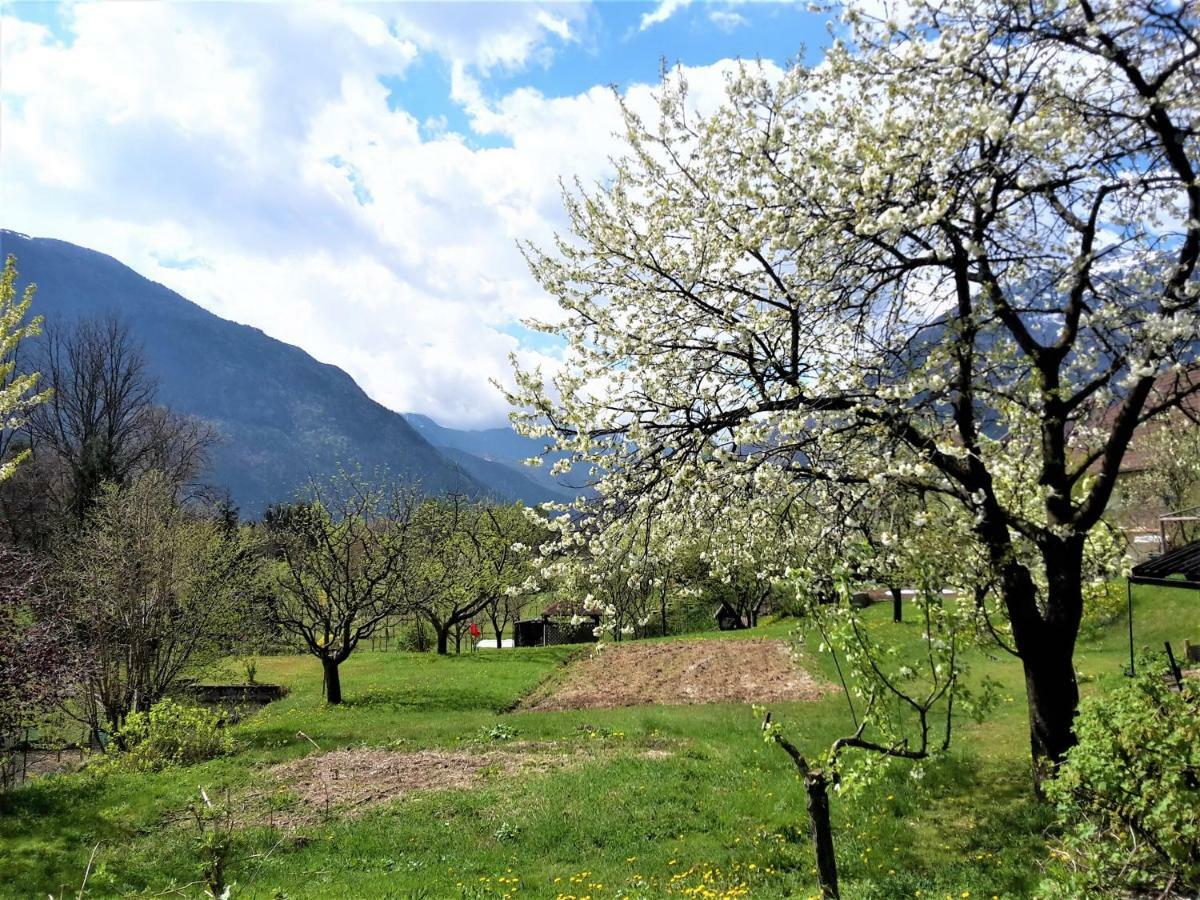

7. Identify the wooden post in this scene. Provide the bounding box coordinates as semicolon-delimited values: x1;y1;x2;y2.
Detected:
1165;641;1184;691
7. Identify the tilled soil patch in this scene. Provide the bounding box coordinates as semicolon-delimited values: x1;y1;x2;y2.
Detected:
521;637;832;712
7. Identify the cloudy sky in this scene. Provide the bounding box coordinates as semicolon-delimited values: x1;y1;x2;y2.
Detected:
1;1;830;428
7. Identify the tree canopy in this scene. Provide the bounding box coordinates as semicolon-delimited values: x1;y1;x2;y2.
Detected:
509;0;1200;781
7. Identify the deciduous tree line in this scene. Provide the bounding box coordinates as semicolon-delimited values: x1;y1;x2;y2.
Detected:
0;259;555;750
264;477;549;703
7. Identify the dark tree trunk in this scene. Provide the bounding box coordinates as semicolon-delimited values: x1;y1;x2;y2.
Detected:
494;626;503;649
436;626;450;655
455;630;462;654
322;656;342;705
805;772;839;899
1020;639;1079;788
890;586;902;623
999;537;1085;791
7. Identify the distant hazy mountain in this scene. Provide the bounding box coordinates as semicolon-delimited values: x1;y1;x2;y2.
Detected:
1;230;570;514
404;413;583;500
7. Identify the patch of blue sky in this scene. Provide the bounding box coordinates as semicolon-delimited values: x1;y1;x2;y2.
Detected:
500;321;567;357
6;0;76;44
378;3;831;152
484;3;831;102
325;155;373;206
151;251;212;271
379;56;511;150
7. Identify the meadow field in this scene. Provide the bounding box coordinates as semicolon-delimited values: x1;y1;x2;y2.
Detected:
1;584;1195;899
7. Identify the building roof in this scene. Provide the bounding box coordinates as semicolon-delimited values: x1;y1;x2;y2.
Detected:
1105;366;1200;474
1130;539;1200;588
539;599;602;619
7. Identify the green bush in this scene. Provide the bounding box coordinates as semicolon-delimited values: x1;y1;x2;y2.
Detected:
1077;582;1125;641
1042;661;1200;897
397;619;433;652
98;699;233;772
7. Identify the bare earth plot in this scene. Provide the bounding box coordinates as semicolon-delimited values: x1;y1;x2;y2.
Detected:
265;743;671;826
521;637;832;712
257;638;824;826
266;747;565;825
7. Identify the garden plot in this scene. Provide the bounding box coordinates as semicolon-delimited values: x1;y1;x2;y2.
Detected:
266;747;560;825
521;637;831;712
265;743;671;826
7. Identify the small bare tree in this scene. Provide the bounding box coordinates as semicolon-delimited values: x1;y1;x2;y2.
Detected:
270;473;420;703
53;471;262;742
24;316;215;525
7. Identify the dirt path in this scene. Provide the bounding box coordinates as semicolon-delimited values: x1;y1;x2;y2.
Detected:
521;637;831;712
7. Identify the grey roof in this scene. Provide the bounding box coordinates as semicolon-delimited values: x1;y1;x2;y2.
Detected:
1131;540;1200;588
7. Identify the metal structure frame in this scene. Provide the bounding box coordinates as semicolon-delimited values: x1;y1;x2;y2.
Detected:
1126;536;1200;676
1158;503;1200;553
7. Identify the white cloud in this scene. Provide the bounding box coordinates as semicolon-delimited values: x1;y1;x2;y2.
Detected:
0;2;769;428
710;9;749;31
640;0;693;31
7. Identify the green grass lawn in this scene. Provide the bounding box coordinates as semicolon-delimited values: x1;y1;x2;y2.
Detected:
2;585;1197;899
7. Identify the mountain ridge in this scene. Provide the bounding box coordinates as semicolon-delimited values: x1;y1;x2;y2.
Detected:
0;230;570;514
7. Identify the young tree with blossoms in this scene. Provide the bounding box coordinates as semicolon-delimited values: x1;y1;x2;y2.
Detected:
509;0;1199;785
759;486;1002;899
0;255;48;484
678;487;801;628
1119;407;1200;530
547;525;665;641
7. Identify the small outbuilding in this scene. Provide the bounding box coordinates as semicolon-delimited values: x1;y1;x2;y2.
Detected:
513;600;602;647
714;601;747;631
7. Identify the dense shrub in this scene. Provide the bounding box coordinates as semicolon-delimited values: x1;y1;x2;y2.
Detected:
1042;662;1200;897
1076;582;1126;641
397;619;433;652
97;699;232;772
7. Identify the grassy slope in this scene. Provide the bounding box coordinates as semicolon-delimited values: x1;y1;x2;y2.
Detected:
1;585;1196;899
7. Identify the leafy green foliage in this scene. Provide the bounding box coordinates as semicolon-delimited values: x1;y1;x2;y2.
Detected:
1077;581;1127;642
396;618;434;652
53;472;265;736
96;699;233;772
2;590;1197;898
189;787;236;900
477;722;519;743
1043;662;1200;897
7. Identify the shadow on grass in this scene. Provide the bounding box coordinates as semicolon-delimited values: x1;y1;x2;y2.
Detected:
836;751;1054;898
